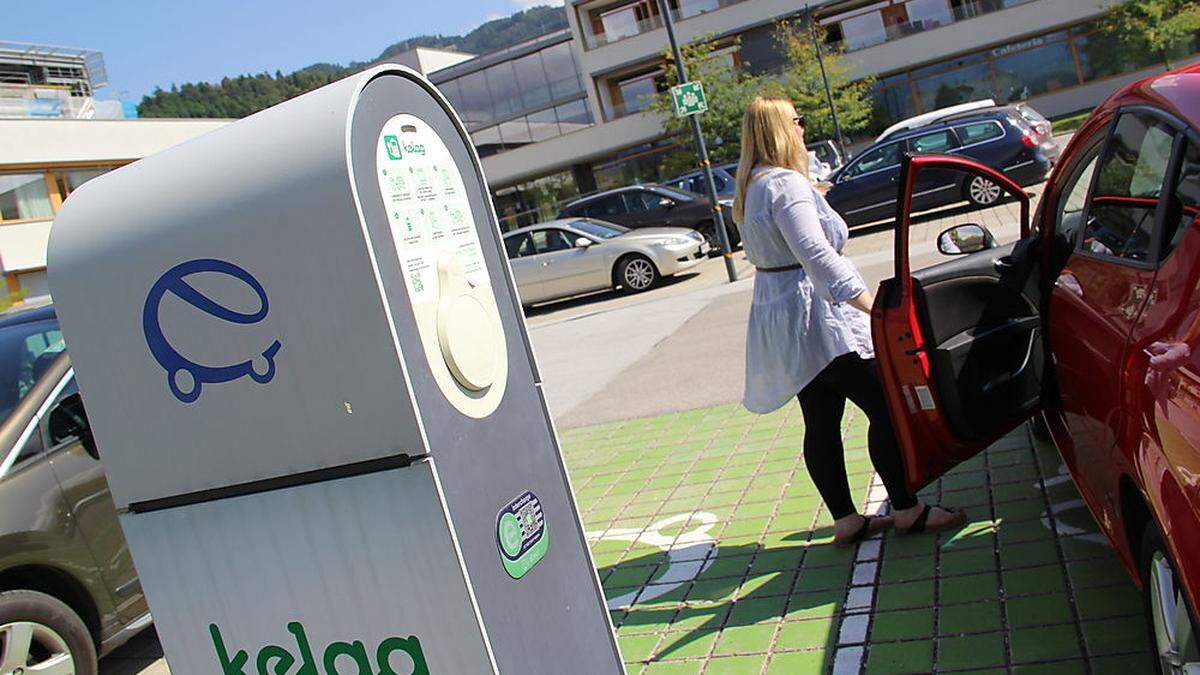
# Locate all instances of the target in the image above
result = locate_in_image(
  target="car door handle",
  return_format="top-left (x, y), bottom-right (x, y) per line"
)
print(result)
top-left (993, 256), bottom-right (1015, 272)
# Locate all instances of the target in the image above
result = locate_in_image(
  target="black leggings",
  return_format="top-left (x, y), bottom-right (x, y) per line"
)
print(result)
top-left (796, 352), bottom-right (918, 519)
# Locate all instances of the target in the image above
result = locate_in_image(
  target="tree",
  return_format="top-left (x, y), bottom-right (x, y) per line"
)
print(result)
top-left (1098, 0), bottom-right (1200, 70)
top-left (769, 20), bottom-right (875, 147)
top-left (647, 21), bottom-right (876, 177)
top-left (648, 35), bottom-right (764, 175)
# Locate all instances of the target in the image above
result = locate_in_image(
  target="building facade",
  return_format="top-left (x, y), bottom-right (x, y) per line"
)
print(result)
top-left (465, 0), bottom-right (1200, 231)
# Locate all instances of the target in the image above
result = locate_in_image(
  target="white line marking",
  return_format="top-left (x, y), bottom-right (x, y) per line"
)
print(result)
top-left (586, 512), bottom-right (719, 610)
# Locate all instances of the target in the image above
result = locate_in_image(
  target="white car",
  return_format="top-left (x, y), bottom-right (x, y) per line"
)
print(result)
top-left (875, 99), bottom-right (997, 142)
top-left (503, 219), bottom-right (708, 306)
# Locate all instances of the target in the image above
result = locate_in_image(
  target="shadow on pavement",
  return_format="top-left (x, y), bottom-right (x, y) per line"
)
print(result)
top-left (600, 525), bottom-right (848, 669)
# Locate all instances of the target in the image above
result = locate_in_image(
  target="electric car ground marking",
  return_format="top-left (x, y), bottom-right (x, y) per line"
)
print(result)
top-left (586, 512), bottom-right (718, 610)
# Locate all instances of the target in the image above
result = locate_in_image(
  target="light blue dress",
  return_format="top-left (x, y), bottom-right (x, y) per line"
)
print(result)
top-left (740, 166), bottom-right (874, 414)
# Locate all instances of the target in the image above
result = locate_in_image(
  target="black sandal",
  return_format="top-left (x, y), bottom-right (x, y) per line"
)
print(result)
top-left (834, 515), bottom-right (893, 548)
top-left (901, 504), bottom-right (967, 535)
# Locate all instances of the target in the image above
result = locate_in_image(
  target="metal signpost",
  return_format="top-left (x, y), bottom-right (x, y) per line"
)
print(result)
top-left (659, 0), bottom-right (738, 283)
top-left (48, 65), bottom-right (625, 675)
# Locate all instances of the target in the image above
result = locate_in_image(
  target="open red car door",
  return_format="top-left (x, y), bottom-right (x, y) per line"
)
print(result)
top-left (873, 154), bottom-right (1042, 492)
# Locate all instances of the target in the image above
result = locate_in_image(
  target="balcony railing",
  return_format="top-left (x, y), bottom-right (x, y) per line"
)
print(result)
top-left (828, 0), bottom-right (1039, 54)
top-left (584, 0), bottom-right (750, 50)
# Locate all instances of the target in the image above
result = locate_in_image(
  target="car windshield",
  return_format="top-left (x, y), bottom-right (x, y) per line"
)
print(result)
top-left (0, 317), bottom-right (65, 423)
top-left (573, 220), bottom-right (628, 239)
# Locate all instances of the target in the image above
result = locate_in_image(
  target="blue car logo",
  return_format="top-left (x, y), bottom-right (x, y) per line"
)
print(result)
top-left (143, 259), bottom-right (281, 404)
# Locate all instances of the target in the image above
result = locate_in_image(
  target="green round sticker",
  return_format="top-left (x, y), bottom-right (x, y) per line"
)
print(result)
top-left (498, 512), bottom-right (523, 557)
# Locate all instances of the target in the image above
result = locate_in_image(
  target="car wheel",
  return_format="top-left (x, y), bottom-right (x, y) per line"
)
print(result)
top-left (1141, 526), bottom-right (1200, 674)
top-left (965, 175), bottom-right (1003, 206)
top-left (616, 255), bottom-right (658, 293)
top-left (0, 590), bottom-right (97, 675)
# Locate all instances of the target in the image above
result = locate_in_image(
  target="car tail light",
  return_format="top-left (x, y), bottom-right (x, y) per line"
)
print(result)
top-left (1021, 133), bottom-right (1038, 148)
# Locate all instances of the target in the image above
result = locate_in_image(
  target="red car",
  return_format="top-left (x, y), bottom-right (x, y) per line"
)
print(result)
top-left (873, 62), bottom-right (1200, 674)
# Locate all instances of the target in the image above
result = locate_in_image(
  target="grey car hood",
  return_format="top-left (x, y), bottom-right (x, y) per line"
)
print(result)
top-left (615, 227), bottom-right (699, 241)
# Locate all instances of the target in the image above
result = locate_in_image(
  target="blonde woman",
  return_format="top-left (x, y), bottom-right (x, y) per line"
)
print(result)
top-left (733, 97), bottom-right (966, 547)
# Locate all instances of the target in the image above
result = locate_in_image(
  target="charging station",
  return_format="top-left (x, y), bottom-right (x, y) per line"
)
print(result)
top-left (48, 65), bottom-right (625, 675)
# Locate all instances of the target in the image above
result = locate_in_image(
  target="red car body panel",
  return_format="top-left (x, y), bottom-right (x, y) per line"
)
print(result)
top-left (880, 62), bottom-right (1200, 615)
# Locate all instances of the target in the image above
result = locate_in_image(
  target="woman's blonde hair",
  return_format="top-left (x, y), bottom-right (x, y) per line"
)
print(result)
top-left (732, 97), bottom-right (809, 224)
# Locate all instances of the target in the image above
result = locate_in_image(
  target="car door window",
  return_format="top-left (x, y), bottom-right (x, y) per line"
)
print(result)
top-left (844, 142), bottom-right (901, 178)
top-left (531, 229), bottom-right (575, 254)
top-left (1162, 140), bottom-right (1200, 259)
top-left (504, 233), bottom-right (533, 259)
top-left (583, 195), bottom-right (625, 219)
top-left (47, 382), bottom-right (89, 450)
top-left (908, 129), bottom-right (959, 154)
top-left (1082, 113), bottom-right (1175, 262)
top-left (626, 191), bottom-right (668, 212)
top-left (957, 121), bottom-right (1004, 145)
top-left (1051, 141), bottom-right (1103, 246)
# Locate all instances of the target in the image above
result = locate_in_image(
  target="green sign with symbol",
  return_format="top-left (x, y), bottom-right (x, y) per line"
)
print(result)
top-left (496, 490), bottom-right (549, 579)
top-left (384, 134), bottom-right (403, 160)
top-left (671, 81), bottom-right (707, 117)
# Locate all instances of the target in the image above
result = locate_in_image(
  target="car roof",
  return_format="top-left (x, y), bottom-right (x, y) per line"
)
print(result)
top-left (0, 301), bottom-right (56, 328)
top-left (877, 109), bottom-right (1011, 144)
top-left (504, 218), bottom-right (602, 236)
top-left (564, 183), bottom-right (696, 208)
top-left (664, 164), bottom-right (738, 181)
top-left (1094, 61), bottom-right (1200, 132)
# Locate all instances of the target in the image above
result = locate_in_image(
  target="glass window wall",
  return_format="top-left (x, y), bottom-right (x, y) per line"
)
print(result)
top-left (0, 174), bottom-right (53, 222)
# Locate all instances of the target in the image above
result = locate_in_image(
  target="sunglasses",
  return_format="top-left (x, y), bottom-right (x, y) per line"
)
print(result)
top-left (792, 114), bottom-right (806, 128)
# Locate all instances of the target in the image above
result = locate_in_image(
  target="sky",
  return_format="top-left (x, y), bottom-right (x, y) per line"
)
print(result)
top-left (5, 0), bottom-right (557, 102)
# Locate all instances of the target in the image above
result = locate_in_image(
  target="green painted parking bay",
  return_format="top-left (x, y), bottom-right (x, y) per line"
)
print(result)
top-left (560, 403), bottom-right (1155, 673)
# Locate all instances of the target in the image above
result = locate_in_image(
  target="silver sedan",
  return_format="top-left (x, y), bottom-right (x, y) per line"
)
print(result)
top-left (503, 219), bottom-right (709, 306)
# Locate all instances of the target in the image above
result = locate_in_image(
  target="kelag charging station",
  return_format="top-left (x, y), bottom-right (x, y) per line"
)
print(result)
top-left (48, 65), bottom-right (625, 674)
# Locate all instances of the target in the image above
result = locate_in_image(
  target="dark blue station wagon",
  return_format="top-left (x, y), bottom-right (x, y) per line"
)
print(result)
top-left (826, 108), bottom-right (1058, 226)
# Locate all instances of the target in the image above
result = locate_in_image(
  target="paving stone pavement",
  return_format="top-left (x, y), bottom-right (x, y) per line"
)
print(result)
top-left (559, 402), bottom-right (1156, 674)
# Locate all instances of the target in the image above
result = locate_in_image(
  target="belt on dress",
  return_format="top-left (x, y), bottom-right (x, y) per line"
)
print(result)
top-left (754, 263), bottom-right (804, 273)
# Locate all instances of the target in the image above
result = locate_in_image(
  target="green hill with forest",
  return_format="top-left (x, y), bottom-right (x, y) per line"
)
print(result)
top-left (137, 5), bottom-right (566, 118)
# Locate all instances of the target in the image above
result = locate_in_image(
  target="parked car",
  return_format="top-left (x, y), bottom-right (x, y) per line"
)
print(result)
top-left (558, 184), bottom-right (739, 251)
top-left (826, 106), bottom-right (1058, 226)
top-left (666, 155), bottom-right (833, 200)
top-left (0, 303), bottom-right (148, 675)
top-left (663, 164), bottom-right (737, 199)
top-left (809, 139), bottom-right (846, 173)
top-left (875, 98), bottom-right (997, 142)
top-left (503, 219), bottom-right (707, 305)
top-left (873, 62), bottom-right (1200, 673)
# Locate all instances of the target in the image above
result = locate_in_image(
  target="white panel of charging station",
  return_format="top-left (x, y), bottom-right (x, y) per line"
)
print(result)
top-left (49, 65), bottom-right (624, 674)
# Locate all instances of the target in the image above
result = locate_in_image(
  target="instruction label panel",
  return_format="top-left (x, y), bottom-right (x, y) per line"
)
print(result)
top-left (376, 114), bottom-right (490, 305)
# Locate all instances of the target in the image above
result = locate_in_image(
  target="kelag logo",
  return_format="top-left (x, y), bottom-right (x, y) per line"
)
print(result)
top-left (209, 622), bottom-right (430, 675)
top-left (142, 258), bottom-right (281, 403)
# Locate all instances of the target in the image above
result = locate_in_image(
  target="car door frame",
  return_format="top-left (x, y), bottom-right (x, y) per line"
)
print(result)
top-left (873, 152), bottom-right (1033, 491)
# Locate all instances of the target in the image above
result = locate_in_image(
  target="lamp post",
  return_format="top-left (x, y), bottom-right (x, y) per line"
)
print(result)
top-left (805, 4), bottom-right (847, 157)
top-left (658, 0), bottom-right (738, 283)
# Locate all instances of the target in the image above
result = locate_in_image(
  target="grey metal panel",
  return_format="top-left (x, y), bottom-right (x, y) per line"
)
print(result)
top-left (349, 72), bottom-right (624, 674)
top-left (118, 461), bottom-right (496, 675)
top-left (47, 69), bottom-right (427, 509)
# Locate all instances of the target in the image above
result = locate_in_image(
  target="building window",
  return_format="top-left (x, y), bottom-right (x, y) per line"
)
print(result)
top-left (59, 167), bottom-right (112, 195)
top-left (609, 69), bottom-right (665, 118)
top-left (591, 0), bottom-right (662, 46)
top-left (0, 173), bottom-right (53, 222)
top-left (435, 40), bottom-right (584, 134)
